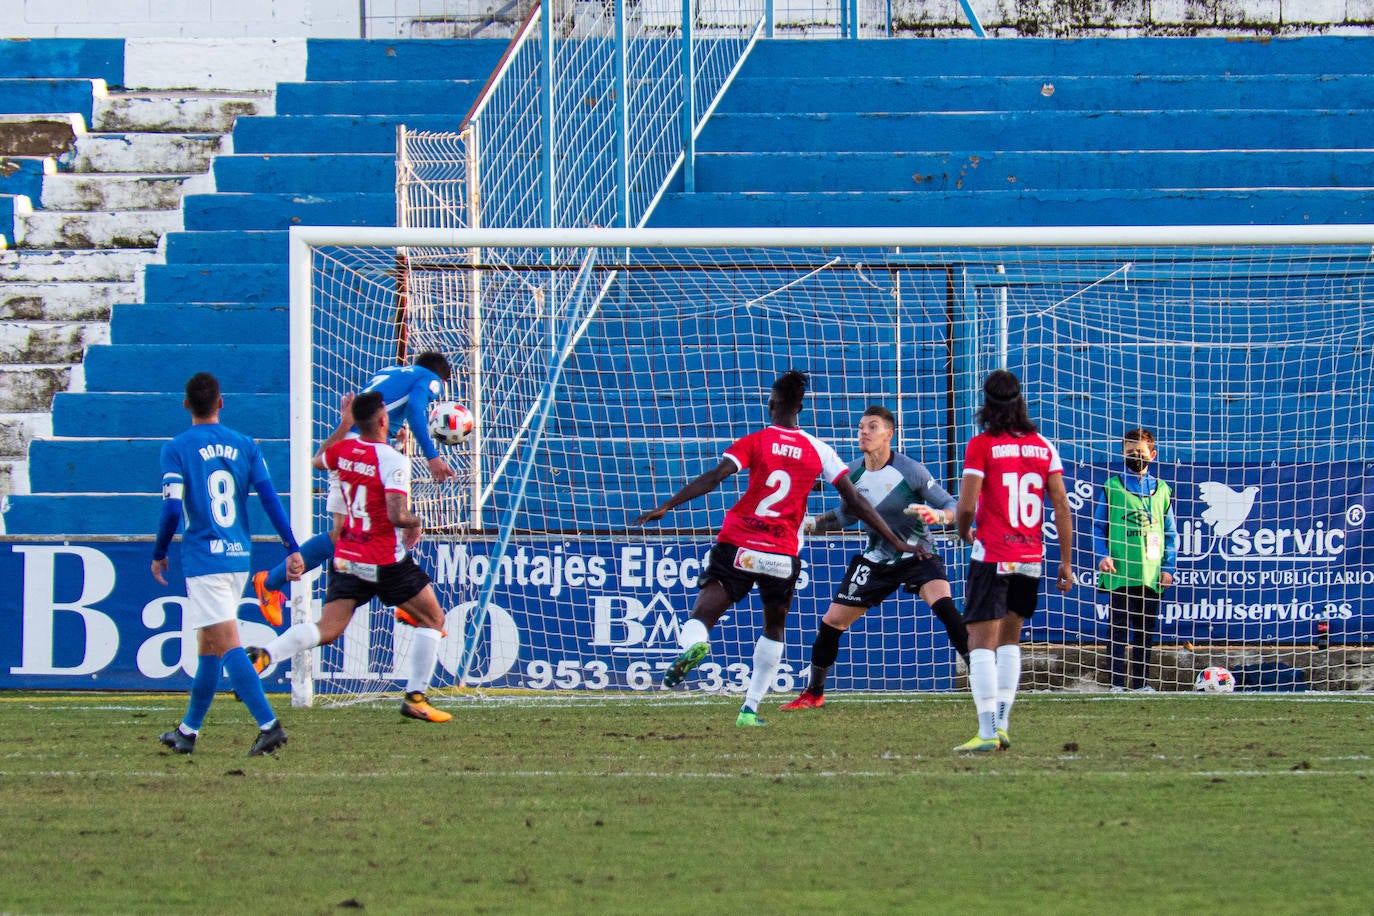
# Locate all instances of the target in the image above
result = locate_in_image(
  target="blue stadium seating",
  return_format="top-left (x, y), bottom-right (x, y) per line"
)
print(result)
top-left (212, 154), bottom-right (394, 194)
top-left (7, 35), bottom-right (1374, 535)
top-left (0, 38), bottom-right (123, 84)
top-left (0, 194), bottom-right (27, 245)
top-left (0, 156), bottom-right (46, 201)
top-left (274, 80), bottom-right (487, 116)
top-left (650, 36), bottom-right (1374, 228)
top-left (50, 392), bottom-right (287, 439)
top-left (0, 77), bottom-right (101, 122)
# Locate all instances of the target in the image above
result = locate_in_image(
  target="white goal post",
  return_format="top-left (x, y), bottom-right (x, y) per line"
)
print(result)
top-left (286, 224), bottom-right (1374, 706)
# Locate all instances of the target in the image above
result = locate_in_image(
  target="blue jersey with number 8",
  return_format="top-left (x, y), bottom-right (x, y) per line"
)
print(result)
top-left (159, 423), bottom-right (275, 577)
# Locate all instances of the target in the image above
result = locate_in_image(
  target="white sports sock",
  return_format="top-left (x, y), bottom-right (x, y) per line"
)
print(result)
top-left (744, 636), bottom-right (784, 710)
top-left (405, 627), bottom-right (443, 695)
top-left (266, 622), bottom-right (321, 662)
top-left (968, 648), bottom-right (998, 739)
top-left (679, 617), bottom-right (710, 650)
top-left (996, 644), bottom-right (1022, 732)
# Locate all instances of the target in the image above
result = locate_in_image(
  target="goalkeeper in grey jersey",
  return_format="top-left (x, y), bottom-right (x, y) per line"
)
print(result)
top-left (781, 405), bottom-right (969, 710)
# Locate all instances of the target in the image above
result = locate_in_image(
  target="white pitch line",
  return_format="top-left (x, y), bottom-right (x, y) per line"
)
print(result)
top-left (3, 767), bottom-right (1372, 780)
top-left (10, 692), bottom-right (1374, 714)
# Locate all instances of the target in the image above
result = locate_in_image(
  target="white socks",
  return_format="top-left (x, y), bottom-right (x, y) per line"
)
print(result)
top-left (679, 617), bottom-right (710, 650)
top-left (405, 627), bottom-right (443, 695)
top-left (996, 644), bottom-right (1022, 733)
top-left (968, 648), bottom-right (999, 739)
top-left (266, 621), bottom-right (322, 662)
top-left (744, 636), bottom-right (784, 711)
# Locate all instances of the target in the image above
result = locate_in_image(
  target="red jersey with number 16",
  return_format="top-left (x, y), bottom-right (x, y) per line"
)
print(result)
top-left (962, 430), bottom-right (1063, 563)
top-left (323, 436), bottom-right (412, 565)
top-left (718, 425), bottom-right (849, 556)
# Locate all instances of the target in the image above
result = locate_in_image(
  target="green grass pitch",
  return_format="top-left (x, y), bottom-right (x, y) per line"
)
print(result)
top-left (1, 691), bottom-right (1371, 914)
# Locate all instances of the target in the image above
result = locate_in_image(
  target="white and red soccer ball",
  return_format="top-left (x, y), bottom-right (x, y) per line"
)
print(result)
top-left (428, 400), bottom-right (474, 446)
top-left (1194, 665), bottom-right (1236, 693)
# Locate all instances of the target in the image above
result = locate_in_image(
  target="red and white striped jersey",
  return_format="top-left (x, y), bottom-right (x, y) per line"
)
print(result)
top-left (962, 430), bottom-right (1063, 563)
top-left (324, 436), bottom-right (412, 565)
top-left (718, 425), bottom-right (849, 556)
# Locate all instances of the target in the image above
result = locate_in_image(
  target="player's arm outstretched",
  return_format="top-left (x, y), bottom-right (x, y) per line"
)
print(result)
top-left (905, 475), bottom-right (957, 527)
top-left (311, 392), bottom-right (357, 471)
top-left (633, 460), bottom-right (737, 525)
top-left (806, 508), bottom-right (850, 534)
top-left (832, 475), bottom-right (931, 559)
top-left (407, 382), bottom-right (457, 484)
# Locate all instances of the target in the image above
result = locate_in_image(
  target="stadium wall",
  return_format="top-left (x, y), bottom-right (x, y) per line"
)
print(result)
top-left (1, 0), bottom-right (1373, 39)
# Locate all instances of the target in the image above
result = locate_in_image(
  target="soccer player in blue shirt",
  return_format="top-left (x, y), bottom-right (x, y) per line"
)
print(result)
top-left (250, 352), bottom-right (455, 625)
top-left (153, 372), bottom-right (305, 756)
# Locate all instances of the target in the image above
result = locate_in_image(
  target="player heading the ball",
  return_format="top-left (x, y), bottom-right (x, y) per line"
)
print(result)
top-left (252, 351), bottom-right (459, 627)
top-left (247, 390), bottom-right (453, 723)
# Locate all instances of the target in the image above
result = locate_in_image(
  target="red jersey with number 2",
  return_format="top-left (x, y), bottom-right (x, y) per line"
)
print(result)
top-left (962, 430), bottom-right (1063, 563)
top-left (324, 436), bottom-right (412, 565)
top-left (718, 425), bottom-right (849, 556)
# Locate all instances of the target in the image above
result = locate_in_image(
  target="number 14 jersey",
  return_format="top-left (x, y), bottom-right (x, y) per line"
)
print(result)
top-left (323, 436), bottom-right (412, 565)
top-left (962, 430), bottom-right (1063, 563)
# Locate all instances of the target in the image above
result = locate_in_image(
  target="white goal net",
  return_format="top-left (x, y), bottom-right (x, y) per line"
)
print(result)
top-left (287, 225), bottom-right (1374, 705)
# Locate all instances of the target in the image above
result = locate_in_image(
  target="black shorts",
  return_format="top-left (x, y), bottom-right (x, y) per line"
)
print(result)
top-left (324, 554), bottom-right (432, 609)
top-left (963, 559), bottom-right (1040, 624)
top-left (833, 552), bottom-right (949, 608)
top-left (698, 542), bottom-right (801, 607)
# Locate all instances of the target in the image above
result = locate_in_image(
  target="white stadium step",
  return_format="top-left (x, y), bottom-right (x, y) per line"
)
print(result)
top-left (0, 249), bottom-right (155, 284)
top-left (40, 172), bottom-right (214, 211)
top-left (0, 366), bottom-right (73, 412)
top-left (0, 459), bottom-right (29, 497)
top-left (94, 91), bottom-right (273, 134)
top-left (2, 86), bottom-right (267, 504)
top-left (66, 132), bottom-right (229, 174)
top-left (0, 321), bottom-right (109, 364)
top-left (0, 281), bottom-right (138, 320)
top-left (16, 209), bottom-right (183, 249)
top-left (0, 412), bottom-right (50, 460)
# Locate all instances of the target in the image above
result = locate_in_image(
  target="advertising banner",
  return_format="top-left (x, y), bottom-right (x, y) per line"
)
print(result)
top-left (1, 459), bottom-right (1368, 692)
top-left (1054, 461), bottom-right (1374, 647)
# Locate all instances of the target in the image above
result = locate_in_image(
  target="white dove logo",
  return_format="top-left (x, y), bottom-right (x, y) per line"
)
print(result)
top-left (1197, 482), bottom-right (1260, 537)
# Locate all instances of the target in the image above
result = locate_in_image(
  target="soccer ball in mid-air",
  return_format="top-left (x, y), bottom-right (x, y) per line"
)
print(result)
top-left (428, 401), bottom-right (474, 446)
top-left (1194, 666), bottom-right (1236, 693)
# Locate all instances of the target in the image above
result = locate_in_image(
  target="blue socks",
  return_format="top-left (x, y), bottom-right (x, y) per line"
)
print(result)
top-left (182, 653), bottom-right (221, 732)
top-left (223, 646), bottom-right (277, 729)
top-left (265, 531), bottom-right (335, 591)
